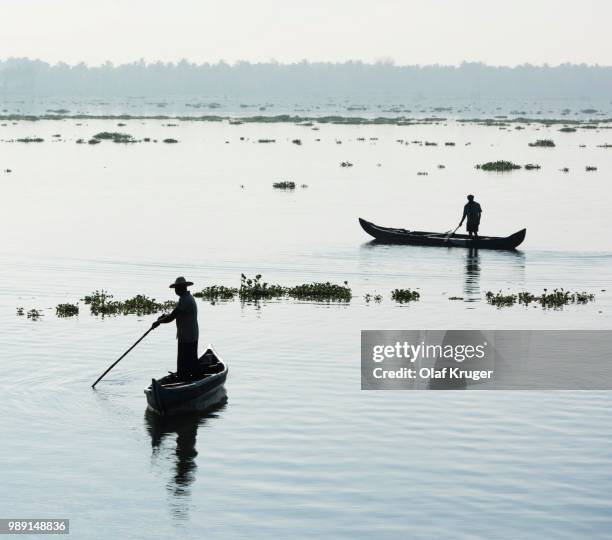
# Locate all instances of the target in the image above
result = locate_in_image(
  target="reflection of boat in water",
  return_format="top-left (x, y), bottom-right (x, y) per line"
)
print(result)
top-left (144, 345), bottom-right (228, 416)
top-left (359, 218), bottom-right (526, 250)
top-left (145, 390), bottom-right (227, 519)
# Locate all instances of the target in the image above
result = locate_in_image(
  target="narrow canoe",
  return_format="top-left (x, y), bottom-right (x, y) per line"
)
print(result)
top-left (144, 345), bottom-right (228, 416)
top-left (359, 218), bottom-right (526, 250)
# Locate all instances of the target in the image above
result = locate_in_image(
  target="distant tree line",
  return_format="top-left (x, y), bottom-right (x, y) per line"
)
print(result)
top-left (1, 58), bottom-right (611, 99)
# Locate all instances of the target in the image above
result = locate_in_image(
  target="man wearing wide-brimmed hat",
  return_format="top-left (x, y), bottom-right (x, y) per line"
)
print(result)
top-left (152, 277), bottom-right (200, 379)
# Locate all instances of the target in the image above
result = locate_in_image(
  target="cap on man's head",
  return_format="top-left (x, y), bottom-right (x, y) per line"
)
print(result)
top-left (170, 276), bottom-right (194, 289)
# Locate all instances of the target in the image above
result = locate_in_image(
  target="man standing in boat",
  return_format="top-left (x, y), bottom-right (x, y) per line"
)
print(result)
top-left (152, 277), bottom-right (200, 380)
top-left (458, 194), bottom-right (482, 239)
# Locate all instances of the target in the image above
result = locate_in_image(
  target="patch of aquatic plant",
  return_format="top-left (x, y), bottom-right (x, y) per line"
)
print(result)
top-left (291, 139), bottom-right (302, 145)
top-left (417, 171), bottom-right (428, 176)
top-left (92, 132), bottom-right (135, 143)
top-left (340, 161), bottom-right (353, 167)
top-left (559, 127), bottom-right (576, 132)
top-left (27, 309), bottom-right (42, 320)
top-left (163, 138), bottom-right (178, 143)
top-left (82, 290), bottom-right (121, 315)
top-left (82, 290), bottom-right (176, 316)
top-left (445, 142), bottom-right (455, 146)
top-left (239, 274), bottom-right (285, 301)
top-left (193, 286), bottom-right (238, 303)
top-left (597, 143), bottom-right (612, 148)
top-left (524, 163), bottom-right (541, 170)
top-left (16, 137), bottom-right (44, 143)
top-left (16, 307), bottom-right (24, 316)
top-left (257, 138), bottom-right (276, 143)
top-left (364, 293), bottom-right (383, 303)
top-left (272, 181), bottom-right (296, 189)
top-left (88, 138), bottom-right (101, 145)
top-left (586, 166), bottom-right (597, 171)
top-left (56, 303), bottom-right (79, 317)
top-left (486, 289), bottom-right (595, 309)
top-left (391, 289), bottom-right (420, 303)
top-left (485, 291), bottom-right (517, 307)
top-left (448, 296), bottom-right (464, 301)
top-left (287, 281), bottom-right (352, 302)
top-left (476, 161), bottom-right (521, 172)
top-left (529, 139), bottom-right (555, 147)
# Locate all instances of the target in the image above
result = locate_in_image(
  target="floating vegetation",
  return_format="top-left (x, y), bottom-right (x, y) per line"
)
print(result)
top-left (257, 138), bottom-right (276, 143)
top-left (56, 303), bottom-right (79, 317)
top-left (528, 139), bottom-right (555, 147)
top-left (445, 142), bottom-right (455, 146)
top-left (340, 161), bottom-right (353, 167)
top-left (437, 164), bottom-right (446, 169)
top-left (476, 161), bottom-right (521, 172)
top-left (364, 293), bottom-right (383, 303)
top-left (16, 137), bottom-right (44, 143)
top-left (486, 289), bottom-right (595, 309)
top-left (16, 307), bottom-right (24, 316)
top-left (93, 131), bottom-right (135, 143)
top-left (163, 138), bottom-right (178, 143)
top-left (425, 141), bottom-right (437, 146)
top-left (559, 127), bottom-right (576, 132)
top-left (88, 138), bottom-right (101, 145)
top-left (417, 171), bottom-right (429, 176)
top-left (239, 274), bottom-right (285, 301)
top-left (82, 290), bottom-right (174, 316)
top-left (560, 167), bottom-right (569, 173)
top-left (597, 143), bottom-right (612, 148)
top-left (448, 296), bottom-right (464, 301)
top-left (524, 163), bottom-right (541, 170)
top-left (287, 281), bottom-right (351, 302)
top-left (291, 139), bottom-right (302, 145)
top-left (193, 286), bottom-right (238, 303)
top-left (27, 309), bottom-right (42, 320)
top-left (391, 289), bottom-right (420, 303)
top-left (272, 181), bottom-right (296, 189)
top-left (300, 183), bottom-right (308, 188)
top-left (586, 166), bottom-right (598, 171)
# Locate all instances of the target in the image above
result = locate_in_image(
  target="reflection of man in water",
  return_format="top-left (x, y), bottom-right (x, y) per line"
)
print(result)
top-left (459, 194), bottom-right (482, 239)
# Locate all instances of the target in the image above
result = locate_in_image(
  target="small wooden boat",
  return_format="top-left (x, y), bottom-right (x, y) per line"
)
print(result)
top-left (144, 345), bottom-right (228, 416)
top-left (359, 218), bottom-right (526, 250)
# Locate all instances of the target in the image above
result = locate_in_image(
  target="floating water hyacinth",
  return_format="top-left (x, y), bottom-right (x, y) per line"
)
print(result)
top-left (486, 289), bottom-right (595, 309)
top-left (92, 132), bottom-right (136, 143)
top-left (391, 289), bottom-right (421, 303)
top-left (56, 303), bottom-right (79, 317)
top-left (194, 286), bottom-right (238, 303)
top-left (528, 139), bottom-right (555, 147)
top-left (239, 274), bottom-right (285, 301)
top-left (272, 181), bottom-right (296, 189)
top-left (287, 281), bottom-right (352, 302)
top-left (364, 293), bottom-right (383, 303)
top-left (476, 161), bottom-right (521, 172)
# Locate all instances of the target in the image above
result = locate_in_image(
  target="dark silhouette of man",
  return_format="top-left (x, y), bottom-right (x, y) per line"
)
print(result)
top-left (459, 194), bottom-right (482, 239)
top-left (152, 277), bottom-right (199, 379)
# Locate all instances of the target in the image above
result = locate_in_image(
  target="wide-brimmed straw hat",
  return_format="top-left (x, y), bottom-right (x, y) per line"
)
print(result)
top-left (169, 276), bottom-right (194, 288)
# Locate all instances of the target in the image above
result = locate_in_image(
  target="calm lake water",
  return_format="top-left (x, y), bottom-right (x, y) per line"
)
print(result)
top-left (1, 112), bottom-right (612, 539)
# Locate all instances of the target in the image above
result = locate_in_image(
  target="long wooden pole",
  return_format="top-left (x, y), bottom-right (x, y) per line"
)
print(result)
top-left (91, 327), bottom-right (154, 388)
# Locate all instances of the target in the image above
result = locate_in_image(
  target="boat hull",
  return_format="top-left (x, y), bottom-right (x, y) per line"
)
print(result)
top-left (144, 345), bottom-right (228, 416)
top-left (359, 218), bottom-right (526, 250)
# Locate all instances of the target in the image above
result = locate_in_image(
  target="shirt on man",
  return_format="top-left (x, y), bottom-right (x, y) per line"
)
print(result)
top-left (175, 291), bottom-right (199, 343)
top-left (463, 201), bottom-right (482, 224)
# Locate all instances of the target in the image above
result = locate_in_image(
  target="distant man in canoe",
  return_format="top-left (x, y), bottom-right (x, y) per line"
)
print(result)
top-left (152, 276), bottom-right (200, 379)
top-left (459, 194), bottom-right (482, 239)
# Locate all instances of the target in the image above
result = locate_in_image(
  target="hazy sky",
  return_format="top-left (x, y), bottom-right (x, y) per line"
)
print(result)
top-left (1, 0), bottom-right (610, 66)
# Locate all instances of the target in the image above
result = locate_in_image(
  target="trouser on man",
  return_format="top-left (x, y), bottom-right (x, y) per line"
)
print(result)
top-left (177, 341), bottom-right (199, 379)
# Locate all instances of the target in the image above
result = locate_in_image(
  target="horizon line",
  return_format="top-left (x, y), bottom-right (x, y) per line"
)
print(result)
top-left (1, 57), bottom-right (611, 70)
